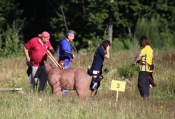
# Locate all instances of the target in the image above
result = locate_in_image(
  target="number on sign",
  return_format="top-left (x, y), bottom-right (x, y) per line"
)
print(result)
top-left (116, 83), bottom-right (120, 88)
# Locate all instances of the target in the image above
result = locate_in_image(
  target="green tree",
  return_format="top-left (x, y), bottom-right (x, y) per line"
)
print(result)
top-left (0, 0), bottom-right (24, 57)
top-left (1, 0), bottom-right (175, 53)
top-left (0, 0), bottom-right (23, 29)
top-left (49, 0), bottom-right (122, 51)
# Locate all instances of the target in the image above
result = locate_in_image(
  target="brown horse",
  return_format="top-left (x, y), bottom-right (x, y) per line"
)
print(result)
top-left (44, 61), bottom-right (91, 98)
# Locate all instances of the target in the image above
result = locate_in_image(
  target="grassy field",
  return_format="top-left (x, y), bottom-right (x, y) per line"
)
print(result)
top-left (0, 48), bottom-right (175, 119)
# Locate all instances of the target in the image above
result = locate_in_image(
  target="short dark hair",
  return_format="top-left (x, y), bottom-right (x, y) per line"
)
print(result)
top-left (66, 30), bottom-right (75, 38)
top-left (100, 40), bottom-right (111, 50)
top-left (139, 36), bottom-right (151, 47)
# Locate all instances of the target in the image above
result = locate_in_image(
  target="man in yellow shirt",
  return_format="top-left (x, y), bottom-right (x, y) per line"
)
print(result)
top-left (132, 36), bottom-right (154, 100)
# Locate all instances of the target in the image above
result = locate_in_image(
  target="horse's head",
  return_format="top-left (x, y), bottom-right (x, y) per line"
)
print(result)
top-left (44, 61), bottom-right (53, 73)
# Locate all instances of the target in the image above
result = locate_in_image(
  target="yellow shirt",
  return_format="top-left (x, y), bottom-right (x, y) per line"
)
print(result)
top-left (140, 45), bottom-right (153, 72)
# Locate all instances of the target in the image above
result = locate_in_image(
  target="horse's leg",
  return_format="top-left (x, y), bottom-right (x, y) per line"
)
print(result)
top-left (75, 85), bottom-right (89, 98)
top-left (54, 89), bottom-right (62, 97)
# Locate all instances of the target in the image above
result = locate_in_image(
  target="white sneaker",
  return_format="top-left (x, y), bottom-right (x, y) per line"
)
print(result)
top-left (62, 90), bottom-right (68, 96)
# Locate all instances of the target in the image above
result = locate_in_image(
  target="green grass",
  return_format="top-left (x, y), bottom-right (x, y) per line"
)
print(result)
top-left (0, 49), bottom-right (175, 119)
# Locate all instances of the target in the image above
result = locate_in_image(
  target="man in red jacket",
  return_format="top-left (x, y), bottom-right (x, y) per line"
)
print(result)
top-left (24, 31), bottom-right (54, 93)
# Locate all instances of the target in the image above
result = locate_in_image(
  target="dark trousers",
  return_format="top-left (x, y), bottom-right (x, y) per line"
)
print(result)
top-left (138, 71), bottom-right (150, 97)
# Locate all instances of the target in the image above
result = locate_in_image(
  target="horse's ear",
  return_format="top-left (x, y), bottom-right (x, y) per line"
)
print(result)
top-left (44, 60), bottom-right (52, 73)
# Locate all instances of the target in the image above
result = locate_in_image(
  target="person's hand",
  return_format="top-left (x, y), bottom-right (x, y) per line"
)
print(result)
top-left (131, 62), bottom-right (136, 67)
top-left (50, 50), bottom-right (55, 55)
top-left (106, 45), bottom-right (110, 51)
top-left (26, 61), bottom-right (31, 66)
top-left (72, 53), bottom-right (75, 59)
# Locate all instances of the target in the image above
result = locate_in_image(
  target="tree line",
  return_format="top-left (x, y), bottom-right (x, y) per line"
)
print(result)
top-left (0, 0), bottom-right (175, 57)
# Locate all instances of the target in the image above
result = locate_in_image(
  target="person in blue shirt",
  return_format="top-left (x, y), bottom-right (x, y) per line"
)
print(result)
top-left (58, 30), bottom-right (75, 95)
top-left (90, 40), bottom-right (110, 96)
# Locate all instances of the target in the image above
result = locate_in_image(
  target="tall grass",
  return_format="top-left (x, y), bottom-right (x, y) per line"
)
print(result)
top-left (0, 48), bottom-right (175, 119)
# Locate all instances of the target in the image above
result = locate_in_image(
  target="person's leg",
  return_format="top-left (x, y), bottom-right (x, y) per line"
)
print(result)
top-left (91, 81), bottom-right (101, 96)
top-left (138, 71), bottom-right (149, 99)
top-left (145, 72), bottom-right (150, 98)
top-left (91, 89), bottom-right (98, 96)
top-left (90, 72), bottom-right (101, 96)
top-left (28, 74), bottom-right (33, 92)
top-left (38, 66), bottom-right (48, 93)
top-left (31, 66), bottom-right (39, 92)
top-left (90, 80), bottom-right (97, 96)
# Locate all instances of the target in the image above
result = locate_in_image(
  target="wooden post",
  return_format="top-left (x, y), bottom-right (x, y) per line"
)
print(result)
top-left (0, 88), bottom-right (22, 91)
top-left (116, 91), bottom-right (119, 102)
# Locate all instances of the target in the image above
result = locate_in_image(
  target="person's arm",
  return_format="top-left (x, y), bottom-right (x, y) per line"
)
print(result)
top-left (72, 53), bottom-right (75, 59)
top-left (47, 40), bottom-right (55, 54)
top-left (132, 53), bottom-right (143, 65)
top-left (104, 45), bottom-right (110, 59)
top-left (23, 46), bottom-right (30, 62)
top-left (63, 50), bottom-right (75, 59)
top-left (60, 40), bottom-right (74, 58)
top-left (48, 46), bottom-right (55, 54)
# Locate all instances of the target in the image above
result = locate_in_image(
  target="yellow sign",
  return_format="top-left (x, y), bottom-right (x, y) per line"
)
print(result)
top-left (111, 80), bottom-right (126, 92)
